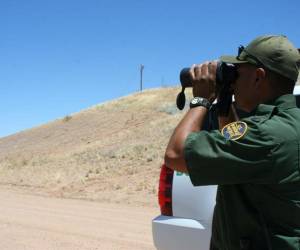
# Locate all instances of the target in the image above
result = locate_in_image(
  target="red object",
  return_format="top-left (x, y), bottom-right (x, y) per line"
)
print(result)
top-left (158, 164), bottom-right (174, 216)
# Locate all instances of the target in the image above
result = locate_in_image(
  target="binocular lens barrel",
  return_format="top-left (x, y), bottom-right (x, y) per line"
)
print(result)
top-left (179, 68), bottom-right (193, 88)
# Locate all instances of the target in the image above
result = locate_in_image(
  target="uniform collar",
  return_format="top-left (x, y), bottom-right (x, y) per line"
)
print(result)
top-left (254, 94), bottom-right (296, 117)
top-left (266, 94), bottom-right (296, 110)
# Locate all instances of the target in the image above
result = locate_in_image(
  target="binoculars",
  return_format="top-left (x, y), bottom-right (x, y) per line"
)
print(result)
top-left (176, 61), bottom-right (238, 116)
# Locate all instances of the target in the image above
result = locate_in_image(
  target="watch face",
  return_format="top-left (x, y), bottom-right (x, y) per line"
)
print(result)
top-left (190, 97), bottom-right (211, 109)
top-left (191, 97), bottom-right (202, 104)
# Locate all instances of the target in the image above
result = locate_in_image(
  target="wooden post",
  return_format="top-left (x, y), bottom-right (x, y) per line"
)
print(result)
top-left (140, 64), bottom-right (144, 91)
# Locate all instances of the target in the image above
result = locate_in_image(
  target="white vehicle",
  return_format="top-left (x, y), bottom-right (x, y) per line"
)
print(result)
top-left (152, 85), bottom-right (300, 250)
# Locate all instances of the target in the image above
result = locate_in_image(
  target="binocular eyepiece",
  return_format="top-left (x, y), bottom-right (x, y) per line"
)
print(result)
top-left (176, 61), bottom-right (238, 116)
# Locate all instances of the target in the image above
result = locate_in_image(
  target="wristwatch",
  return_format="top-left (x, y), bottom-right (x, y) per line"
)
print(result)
top-left (189, 97), bottom-right (211, 109)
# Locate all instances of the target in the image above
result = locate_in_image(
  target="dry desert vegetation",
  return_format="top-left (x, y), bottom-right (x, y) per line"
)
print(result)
top-left (0, 87), bottom-right (191, 207)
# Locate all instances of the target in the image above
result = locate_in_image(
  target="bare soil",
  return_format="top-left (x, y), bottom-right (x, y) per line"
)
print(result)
top-left (0, 186), bottom-right (157, 250)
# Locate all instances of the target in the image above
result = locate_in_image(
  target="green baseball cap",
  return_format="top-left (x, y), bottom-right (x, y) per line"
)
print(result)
top-left (220, 35), bottom-right (300, 82)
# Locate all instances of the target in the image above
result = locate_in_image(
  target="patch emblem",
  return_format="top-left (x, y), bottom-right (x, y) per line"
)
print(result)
top-left (221, 121), bottom-right (248, 141)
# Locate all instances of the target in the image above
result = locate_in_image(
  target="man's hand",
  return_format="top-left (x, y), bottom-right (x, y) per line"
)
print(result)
top-left (189, 61), bottom-right (217, 103)
top-left (164, 61), bottom-right (217, 172)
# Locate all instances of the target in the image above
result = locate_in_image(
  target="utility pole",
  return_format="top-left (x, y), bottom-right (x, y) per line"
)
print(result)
top-left (140, 64), bottom-right (144, 92)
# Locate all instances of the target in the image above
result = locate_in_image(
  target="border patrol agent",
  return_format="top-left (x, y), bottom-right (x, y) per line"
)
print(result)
top-left (164, 35), bottom-right (300, 250)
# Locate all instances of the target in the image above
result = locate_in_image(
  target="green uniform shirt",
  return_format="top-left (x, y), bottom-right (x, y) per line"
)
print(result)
top-left (184, 94), bottom-right (300, 250)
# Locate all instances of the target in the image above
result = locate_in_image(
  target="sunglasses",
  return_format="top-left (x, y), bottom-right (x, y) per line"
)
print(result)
top-left (237, 45), bottom-right (264, 68)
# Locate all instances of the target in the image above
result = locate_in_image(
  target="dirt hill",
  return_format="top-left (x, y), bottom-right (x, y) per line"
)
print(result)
top-left (0, 87), bottom-right (191, 207)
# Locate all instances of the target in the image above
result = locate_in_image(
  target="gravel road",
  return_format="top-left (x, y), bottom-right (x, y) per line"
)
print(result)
top-left (0, 187), bottom-right (157, 250)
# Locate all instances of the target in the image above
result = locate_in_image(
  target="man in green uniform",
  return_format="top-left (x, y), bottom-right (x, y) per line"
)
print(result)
top-left (164, 35), bottom-right (300, 250)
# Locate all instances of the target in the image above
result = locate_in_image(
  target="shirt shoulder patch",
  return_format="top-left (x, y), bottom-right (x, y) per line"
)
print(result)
top-left (221, 121), bottom-right (248, 141)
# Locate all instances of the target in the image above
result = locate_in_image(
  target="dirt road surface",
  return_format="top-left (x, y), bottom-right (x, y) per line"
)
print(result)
top-left (0, 187), bottom-right (157, 250)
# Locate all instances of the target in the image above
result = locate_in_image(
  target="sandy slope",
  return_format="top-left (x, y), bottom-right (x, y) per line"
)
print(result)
top-left (0, 87), bottom-right (189, 207)
top-left (0, 186), bottom-right (157, 250)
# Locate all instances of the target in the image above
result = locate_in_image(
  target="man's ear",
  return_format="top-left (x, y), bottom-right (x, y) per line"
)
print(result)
top-left (254, 68), bottom-right (266, 87)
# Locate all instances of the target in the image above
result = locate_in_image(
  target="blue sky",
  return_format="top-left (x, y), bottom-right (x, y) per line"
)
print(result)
top-left (0, 0), bottom-right (299, 137)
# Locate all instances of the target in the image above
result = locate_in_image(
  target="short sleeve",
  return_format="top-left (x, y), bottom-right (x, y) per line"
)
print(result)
top-left (184, 125), bottom-right (277, 186)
